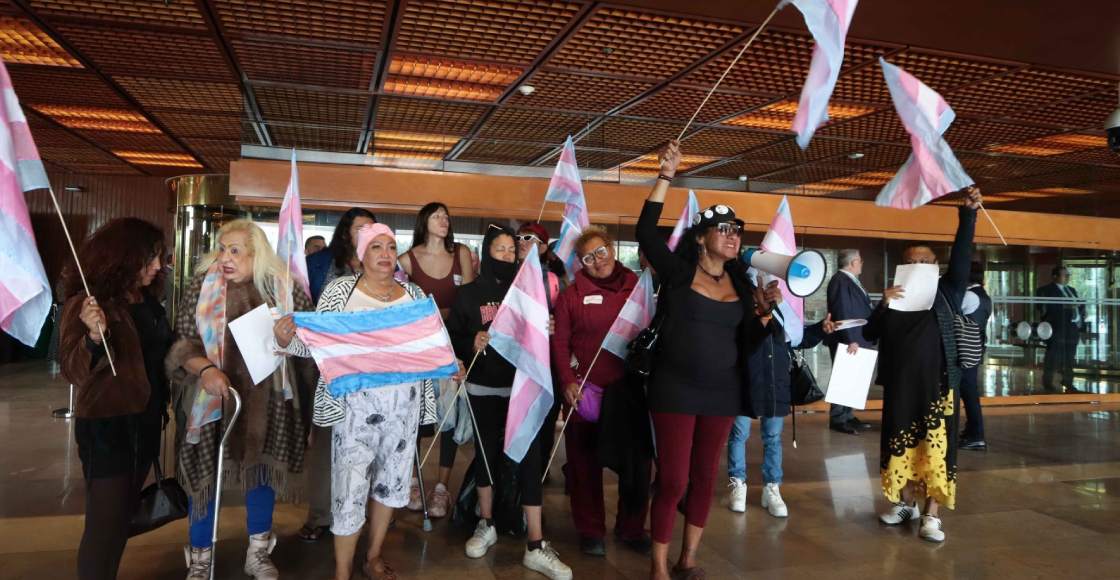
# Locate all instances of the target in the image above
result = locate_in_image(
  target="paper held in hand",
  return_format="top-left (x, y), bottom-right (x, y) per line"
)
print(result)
top-left (888, 263), bottom-right (939, 312)
top-left (229, 303), bottom-right (283, 385)
top-left (825, 344), bottom-right (878, 410)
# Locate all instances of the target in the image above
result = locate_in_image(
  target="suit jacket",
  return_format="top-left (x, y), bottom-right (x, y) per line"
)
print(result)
top-left (825, 270), bottom-right (874, 349)
top-left (1036, 282), bottom-right (1086, 334)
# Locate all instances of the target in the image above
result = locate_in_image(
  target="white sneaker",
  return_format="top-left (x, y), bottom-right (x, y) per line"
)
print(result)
top-left (183, 546), bottom-right (212, 580)
top-left (919, 515), bottom-right (946, 543)
top-left (243, 531), bottom-right (279, 580)
top-left (728, 477), bottom-right (747, 513)
top-left (523, 541), bottom-right (573, 580)
top-left (428, 482), bottom-right (451, 518)
top-left (879, 502), bottom-right (920, 525)
top-left (465, 519), bottom-right (497, 558)
top-left (407, 477), bottom-right (423, 511)
top-left (761, 483), bottom-right (788, 518)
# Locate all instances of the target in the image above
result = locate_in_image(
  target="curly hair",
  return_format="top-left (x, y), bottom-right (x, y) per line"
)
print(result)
top-left (60, 218), bottom-right (167, 304)
top-left (329, 207), bottom-right (377, 271)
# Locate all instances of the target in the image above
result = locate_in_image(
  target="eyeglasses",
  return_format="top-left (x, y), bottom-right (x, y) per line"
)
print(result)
top-left (716, 222), bottom-right (742, 237)
top-left (516, 234), bottom-right (542, 244)
top-left (580, 245), bottom-right (610, 266)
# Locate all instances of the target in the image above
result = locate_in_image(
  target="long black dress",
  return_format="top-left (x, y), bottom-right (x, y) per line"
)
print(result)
top-left (864, 205), bottom-right (976, 509)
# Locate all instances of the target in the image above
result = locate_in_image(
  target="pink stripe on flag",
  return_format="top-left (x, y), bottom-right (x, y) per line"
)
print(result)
top-left (318, 346), bottom-right (457, 382)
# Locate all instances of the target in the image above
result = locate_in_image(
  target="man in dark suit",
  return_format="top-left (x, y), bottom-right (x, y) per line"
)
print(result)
top-left (960, 262), bottom-right (992, 450)
top-left (825, 249), bottom-right (875, 434)
top-left (1036, 266), bottom-right (1087, 392)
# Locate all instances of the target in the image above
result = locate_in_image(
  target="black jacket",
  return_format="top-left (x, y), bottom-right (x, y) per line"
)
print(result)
top-left (446, 226), bottom-right (519, 389)
top-left (743, 319), bottom-right (827, 418)
top-left (825, 271), bottom-right (875, 349)
top-left (1036, 282), bottom-right (1086, 335)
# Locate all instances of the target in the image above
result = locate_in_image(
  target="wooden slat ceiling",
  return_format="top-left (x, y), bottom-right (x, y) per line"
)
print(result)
top-left (0, 0), bottom-right (1117, 216)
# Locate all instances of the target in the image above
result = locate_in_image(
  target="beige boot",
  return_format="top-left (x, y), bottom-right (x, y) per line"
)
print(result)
top-left (183, 545), bottom-right (212, 580)
top-left (243, 531), bottom-right (279, 579)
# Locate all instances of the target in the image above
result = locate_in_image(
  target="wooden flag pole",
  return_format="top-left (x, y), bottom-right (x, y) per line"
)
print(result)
top-left (978, 204), bottom-right (1008, 246)
top-left (536, 198), bottom-right (548, 223)
top-left (676, 1), bottom-right (786, 141)
top-left (46, 186), bottom-right (117, 376)
top-left (541, 346), bottom-right (604, 483)
top-left (420, 349), bottom-right (482, 469)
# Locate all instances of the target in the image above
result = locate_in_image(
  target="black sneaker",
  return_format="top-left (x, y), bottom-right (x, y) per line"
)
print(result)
top-left (618, 534), bottom-right (652, 555)
top-left (847, 418), bottom-right (873, 431)
top-left (960, 439), bottom-right (987, 451)
top-left (579, 536), bottom-right (606, 557)
top-left (830, 422), bottom-right (858, 435)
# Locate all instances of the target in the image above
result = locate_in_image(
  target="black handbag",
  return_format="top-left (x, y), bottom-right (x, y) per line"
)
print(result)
top-left (789, 348), bottom-right (824, 406)
top-left (129, 450), bottom-right (188, 537)
top-left (625, 308), bottom-right (667, 377)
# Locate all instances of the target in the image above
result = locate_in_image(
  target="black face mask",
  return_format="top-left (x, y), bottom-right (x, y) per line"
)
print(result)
top-left (480, 226), bottom-right (517, 285)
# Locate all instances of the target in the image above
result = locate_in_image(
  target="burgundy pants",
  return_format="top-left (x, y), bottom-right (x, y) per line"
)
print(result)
top-left (566, 418), bottom-right (650, 540)
top-left (649, 412), bottom-right (734, 544)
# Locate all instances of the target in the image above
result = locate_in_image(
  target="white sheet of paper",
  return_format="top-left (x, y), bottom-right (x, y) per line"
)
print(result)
top-left (229, 303), bottom-right (282, 386)
top-left (888, 263), bottom-right (939, 312)
top-left (825, 344), bottom-right (878, 410)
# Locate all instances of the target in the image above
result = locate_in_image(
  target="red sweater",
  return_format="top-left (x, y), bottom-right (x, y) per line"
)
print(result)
top-left (551, 265), bottom-right (638, 391)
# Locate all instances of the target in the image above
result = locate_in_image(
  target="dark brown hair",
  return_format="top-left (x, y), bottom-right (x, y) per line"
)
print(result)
top-left (413, 202), bottom-right (456, 253)
top-left (329, 207), bottom-right (377, 270)
top-left (61, 218), bottom-right (167, 304)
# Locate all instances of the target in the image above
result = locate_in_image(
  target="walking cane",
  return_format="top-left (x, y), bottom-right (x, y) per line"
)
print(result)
top-left (210, 387), bottom-right (243, 580)
top-left (414, 390), bottom-right (433, 532)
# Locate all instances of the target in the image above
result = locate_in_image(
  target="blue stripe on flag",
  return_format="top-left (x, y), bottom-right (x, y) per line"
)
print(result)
top-left (327, 361), bottom-right (459, 398)
top-left (293, 296), bottom-right (438, 334)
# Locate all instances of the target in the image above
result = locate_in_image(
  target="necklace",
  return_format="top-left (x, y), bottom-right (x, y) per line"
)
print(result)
top-left (697, 262), bottom-right (726, 283)
top-left (360, 277), bottom-right (397, 302)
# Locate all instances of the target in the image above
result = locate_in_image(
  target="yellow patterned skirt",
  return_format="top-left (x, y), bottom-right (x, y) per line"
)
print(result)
top-left (881, 391), bottom-right (957, 509)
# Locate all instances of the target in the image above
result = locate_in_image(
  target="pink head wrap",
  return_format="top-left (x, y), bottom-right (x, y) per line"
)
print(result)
top-left (355, 223), bottom-right (395, 262)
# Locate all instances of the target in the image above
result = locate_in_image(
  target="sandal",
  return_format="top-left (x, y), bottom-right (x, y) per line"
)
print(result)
top-left (363, 558), bottom-right (398, 580)
top-left (297, 524), bottom-right (329, 543)
top-left (671, 564), bottom-right (707, 580)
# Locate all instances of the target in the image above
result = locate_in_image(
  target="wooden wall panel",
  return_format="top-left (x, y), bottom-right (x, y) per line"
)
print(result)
top-left (25, 167), bottom-right (174, 288)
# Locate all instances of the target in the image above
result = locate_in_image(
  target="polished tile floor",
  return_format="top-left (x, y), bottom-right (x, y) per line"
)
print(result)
top-left (2, 361), bottom-right (1119, 579)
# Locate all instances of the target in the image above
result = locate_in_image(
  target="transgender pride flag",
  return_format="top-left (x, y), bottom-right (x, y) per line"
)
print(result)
top-left (0, 58), bottom-right (51, 347)
top-left (545, 136), bottom-right (589, 281)
top-left (875, 57), bottom-right (974, 209)
top-left (601, 269), bottom-right (656, 359)
top-left (488, 247), bottom-right (553, 462)
top-left (758, 196), bottom-right (804, 346)
top-left (293, 296), bottom-right (458, 398)
top-left (277, 149), bottom-right (309, 298)
top-left (667, 190), bottom-right (699, 252)
top-left (786, 0), bottom-right (859, 149)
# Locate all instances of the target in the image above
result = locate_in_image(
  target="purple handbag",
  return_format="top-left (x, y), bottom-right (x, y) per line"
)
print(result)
top-left (576, 381), bottom-right (605, 422)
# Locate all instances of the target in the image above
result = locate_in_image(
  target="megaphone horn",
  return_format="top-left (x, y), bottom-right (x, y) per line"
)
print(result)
top-left (742, 248), bottom-right (827, 297)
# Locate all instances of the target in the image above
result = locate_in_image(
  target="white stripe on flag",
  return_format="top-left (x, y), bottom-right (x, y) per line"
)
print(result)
top-left (310, 332), bottom-right (450, 358)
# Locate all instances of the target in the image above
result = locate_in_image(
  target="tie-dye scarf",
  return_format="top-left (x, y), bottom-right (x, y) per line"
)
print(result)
top-left (185, 263), bottom-right (227, 444)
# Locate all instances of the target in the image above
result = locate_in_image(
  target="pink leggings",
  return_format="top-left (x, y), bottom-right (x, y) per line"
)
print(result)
top-left (649, 412), bottom-right (735, 544)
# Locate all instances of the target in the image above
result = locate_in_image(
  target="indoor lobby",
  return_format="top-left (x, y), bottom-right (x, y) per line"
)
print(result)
top-left (1, 0), bottom-right (1119, 579)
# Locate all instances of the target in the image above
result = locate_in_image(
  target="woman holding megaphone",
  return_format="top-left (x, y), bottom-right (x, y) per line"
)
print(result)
top-left (636, 139), bottom-right (775, 580)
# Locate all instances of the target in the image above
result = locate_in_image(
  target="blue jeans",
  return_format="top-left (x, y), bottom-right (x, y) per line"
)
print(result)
top-left (727, 416), bottom-right (784, 484)
top-left (189, 484), bottom-right (275, 548)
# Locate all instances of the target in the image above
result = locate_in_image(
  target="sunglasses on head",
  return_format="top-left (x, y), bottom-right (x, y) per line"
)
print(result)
top-left (580, 245), bottom-right (610, 266)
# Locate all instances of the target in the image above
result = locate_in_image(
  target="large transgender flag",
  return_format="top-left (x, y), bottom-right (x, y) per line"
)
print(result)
top-left (667, 190), bottom-right (699, 252)
top-left (758, 196), bottom-right (804, 346)
top-left (292, 296), bottom-right (458, 398)
top-left (601, 269), bottom-right (656, 359)
top-left (545, 136), bottom-right (589, 281)
top-left (875, 57), bottom-right (974, 209)
top-left (277, 149), bottom-right (309, 299)
top-left (0, 58), bottom-right (51, 347)
top-left (786, 0), bottom-right (859, 149)
top-left (487, 247), bottom-right (553, 462)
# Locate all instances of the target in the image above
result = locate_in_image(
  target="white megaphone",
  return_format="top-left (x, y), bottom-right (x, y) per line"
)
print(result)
top-left (742, 247), bottom-right (827, 297)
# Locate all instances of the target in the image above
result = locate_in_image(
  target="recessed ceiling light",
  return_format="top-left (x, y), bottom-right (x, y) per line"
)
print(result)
top-left (738, 175), bottom-right (749, 182)
top-left (847, 152), bottom-right (865, 159)
top-left (517, 84), bottom-right (536, 96)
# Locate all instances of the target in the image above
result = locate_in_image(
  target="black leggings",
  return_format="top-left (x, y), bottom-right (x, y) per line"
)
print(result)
top-left (77, 463), bottom-right (150, 580)
top-left (468, 393), bottom-right (543, 506)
